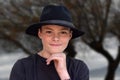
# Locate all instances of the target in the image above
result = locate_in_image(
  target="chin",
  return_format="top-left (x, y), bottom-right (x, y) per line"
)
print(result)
top-left (51, 51), bottom-right (63, 54)
top-left (50, 50), bottom-right (64, 54)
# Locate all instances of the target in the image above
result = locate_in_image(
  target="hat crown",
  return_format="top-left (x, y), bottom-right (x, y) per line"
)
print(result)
top-left (40, 5), bottom-right (72, 22)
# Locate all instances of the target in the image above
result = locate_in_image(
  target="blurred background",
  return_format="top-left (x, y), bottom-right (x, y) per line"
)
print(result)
top-left (0, 0), bottom-right (120, 80)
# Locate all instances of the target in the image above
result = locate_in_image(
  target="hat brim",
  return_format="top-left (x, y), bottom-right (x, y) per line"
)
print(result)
top-left (26, 20), bottom-right (84, 39)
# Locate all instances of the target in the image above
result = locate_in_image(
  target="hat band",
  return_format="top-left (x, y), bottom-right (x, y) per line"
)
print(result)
top-left (40, 20), bottom-right (75, 28)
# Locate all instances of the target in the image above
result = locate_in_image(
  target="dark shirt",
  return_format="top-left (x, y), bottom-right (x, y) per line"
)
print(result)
top-left (9, 54), bottom-right (89, 80)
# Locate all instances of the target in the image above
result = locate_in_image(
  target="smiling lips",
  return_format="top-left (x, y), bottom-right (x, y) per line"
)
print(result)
top-left (50, 44), bottom-right (62, 47)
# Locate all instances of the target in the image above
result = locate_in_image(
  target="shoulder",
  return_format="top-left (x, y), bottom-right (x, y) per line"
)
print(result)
top-left (11, 54), bottom-right (36, 74)
top-left (67, 57), bottom-right (89, 74)
top-left (10, 54), bottom-right (37, 80)
top-left (18, 53), bottom-right (36, 62)
top-left (67, 57), bottom-right (89, 80)
top-left (13, 54), bottom-right (37, 67)
top-left (67, 57), bottom-right (88, 69)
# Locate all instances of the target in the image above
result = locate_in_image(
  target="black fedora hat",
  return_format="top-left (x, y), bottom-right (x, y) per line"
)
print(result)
top-left (26, 4), bottom-right (84, 39)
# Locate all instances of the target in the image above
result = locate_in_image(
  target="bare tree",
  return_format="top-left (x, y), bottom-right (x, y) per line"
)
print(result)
top-left (63, 0), bottom-right (120, 80)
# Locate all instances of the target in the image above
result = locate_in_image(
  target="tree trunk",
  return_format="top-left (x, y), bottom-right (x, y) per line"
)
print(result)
top-left (105, 62), bottom-right (118, 80)
top-left (88, 41), bottom-right (120, 80)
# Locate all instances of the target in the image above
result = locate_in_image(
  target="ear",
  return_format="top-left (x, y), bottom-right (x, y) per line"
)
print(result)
top-left (69, 31), bottom-right (72, 40)
top-left (38, 29), bottom-right (42, 39)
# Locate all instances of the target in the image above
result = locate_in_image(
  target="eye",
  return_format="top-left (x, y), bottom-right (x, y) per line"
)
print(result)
top-left (45, 30), bottom-right (52, 34)
top-left (60, 30), bottom-right (70, 34)
top-left (61, 31), bottom-right (67, 34)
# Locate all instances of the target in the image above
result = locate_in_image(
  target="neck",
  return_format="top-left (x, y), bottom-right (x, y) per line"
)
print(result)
top-left (38, 50), bottom-right (52, 59)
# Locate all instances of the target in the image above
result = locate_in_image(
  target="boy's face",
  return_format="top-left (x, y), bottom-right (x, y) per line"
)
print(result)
top-left (38, 25), bottom-right (72, 54)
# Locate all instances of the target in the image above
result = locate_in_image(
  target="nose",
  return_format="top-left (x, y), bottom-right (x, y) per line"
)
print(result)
top-left (52, 33), bottom-right (60, 41)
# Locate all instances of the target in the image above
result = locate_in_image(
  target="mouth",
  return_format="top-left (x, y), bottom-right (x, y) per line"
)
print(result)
top-left (50, 44), bottom-right (62, 47)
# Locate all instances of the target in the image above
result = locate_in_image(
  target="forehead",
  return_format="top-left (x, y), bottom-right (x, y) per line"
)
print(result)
top-left (41, 25), bottom-right (71, 30)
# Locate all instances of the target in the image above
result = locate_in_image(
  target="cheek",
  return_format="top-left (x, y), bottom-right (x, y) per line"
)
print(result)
top-left (62, 38), bottom-right (70, 47)
top-left (41, 37), bottom-right (50, 44)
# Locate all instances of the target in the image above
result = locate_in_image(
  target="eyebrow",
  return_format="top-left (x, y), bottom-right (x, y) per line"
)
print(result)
top-left (61, 27), bottom-right (71, 30)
